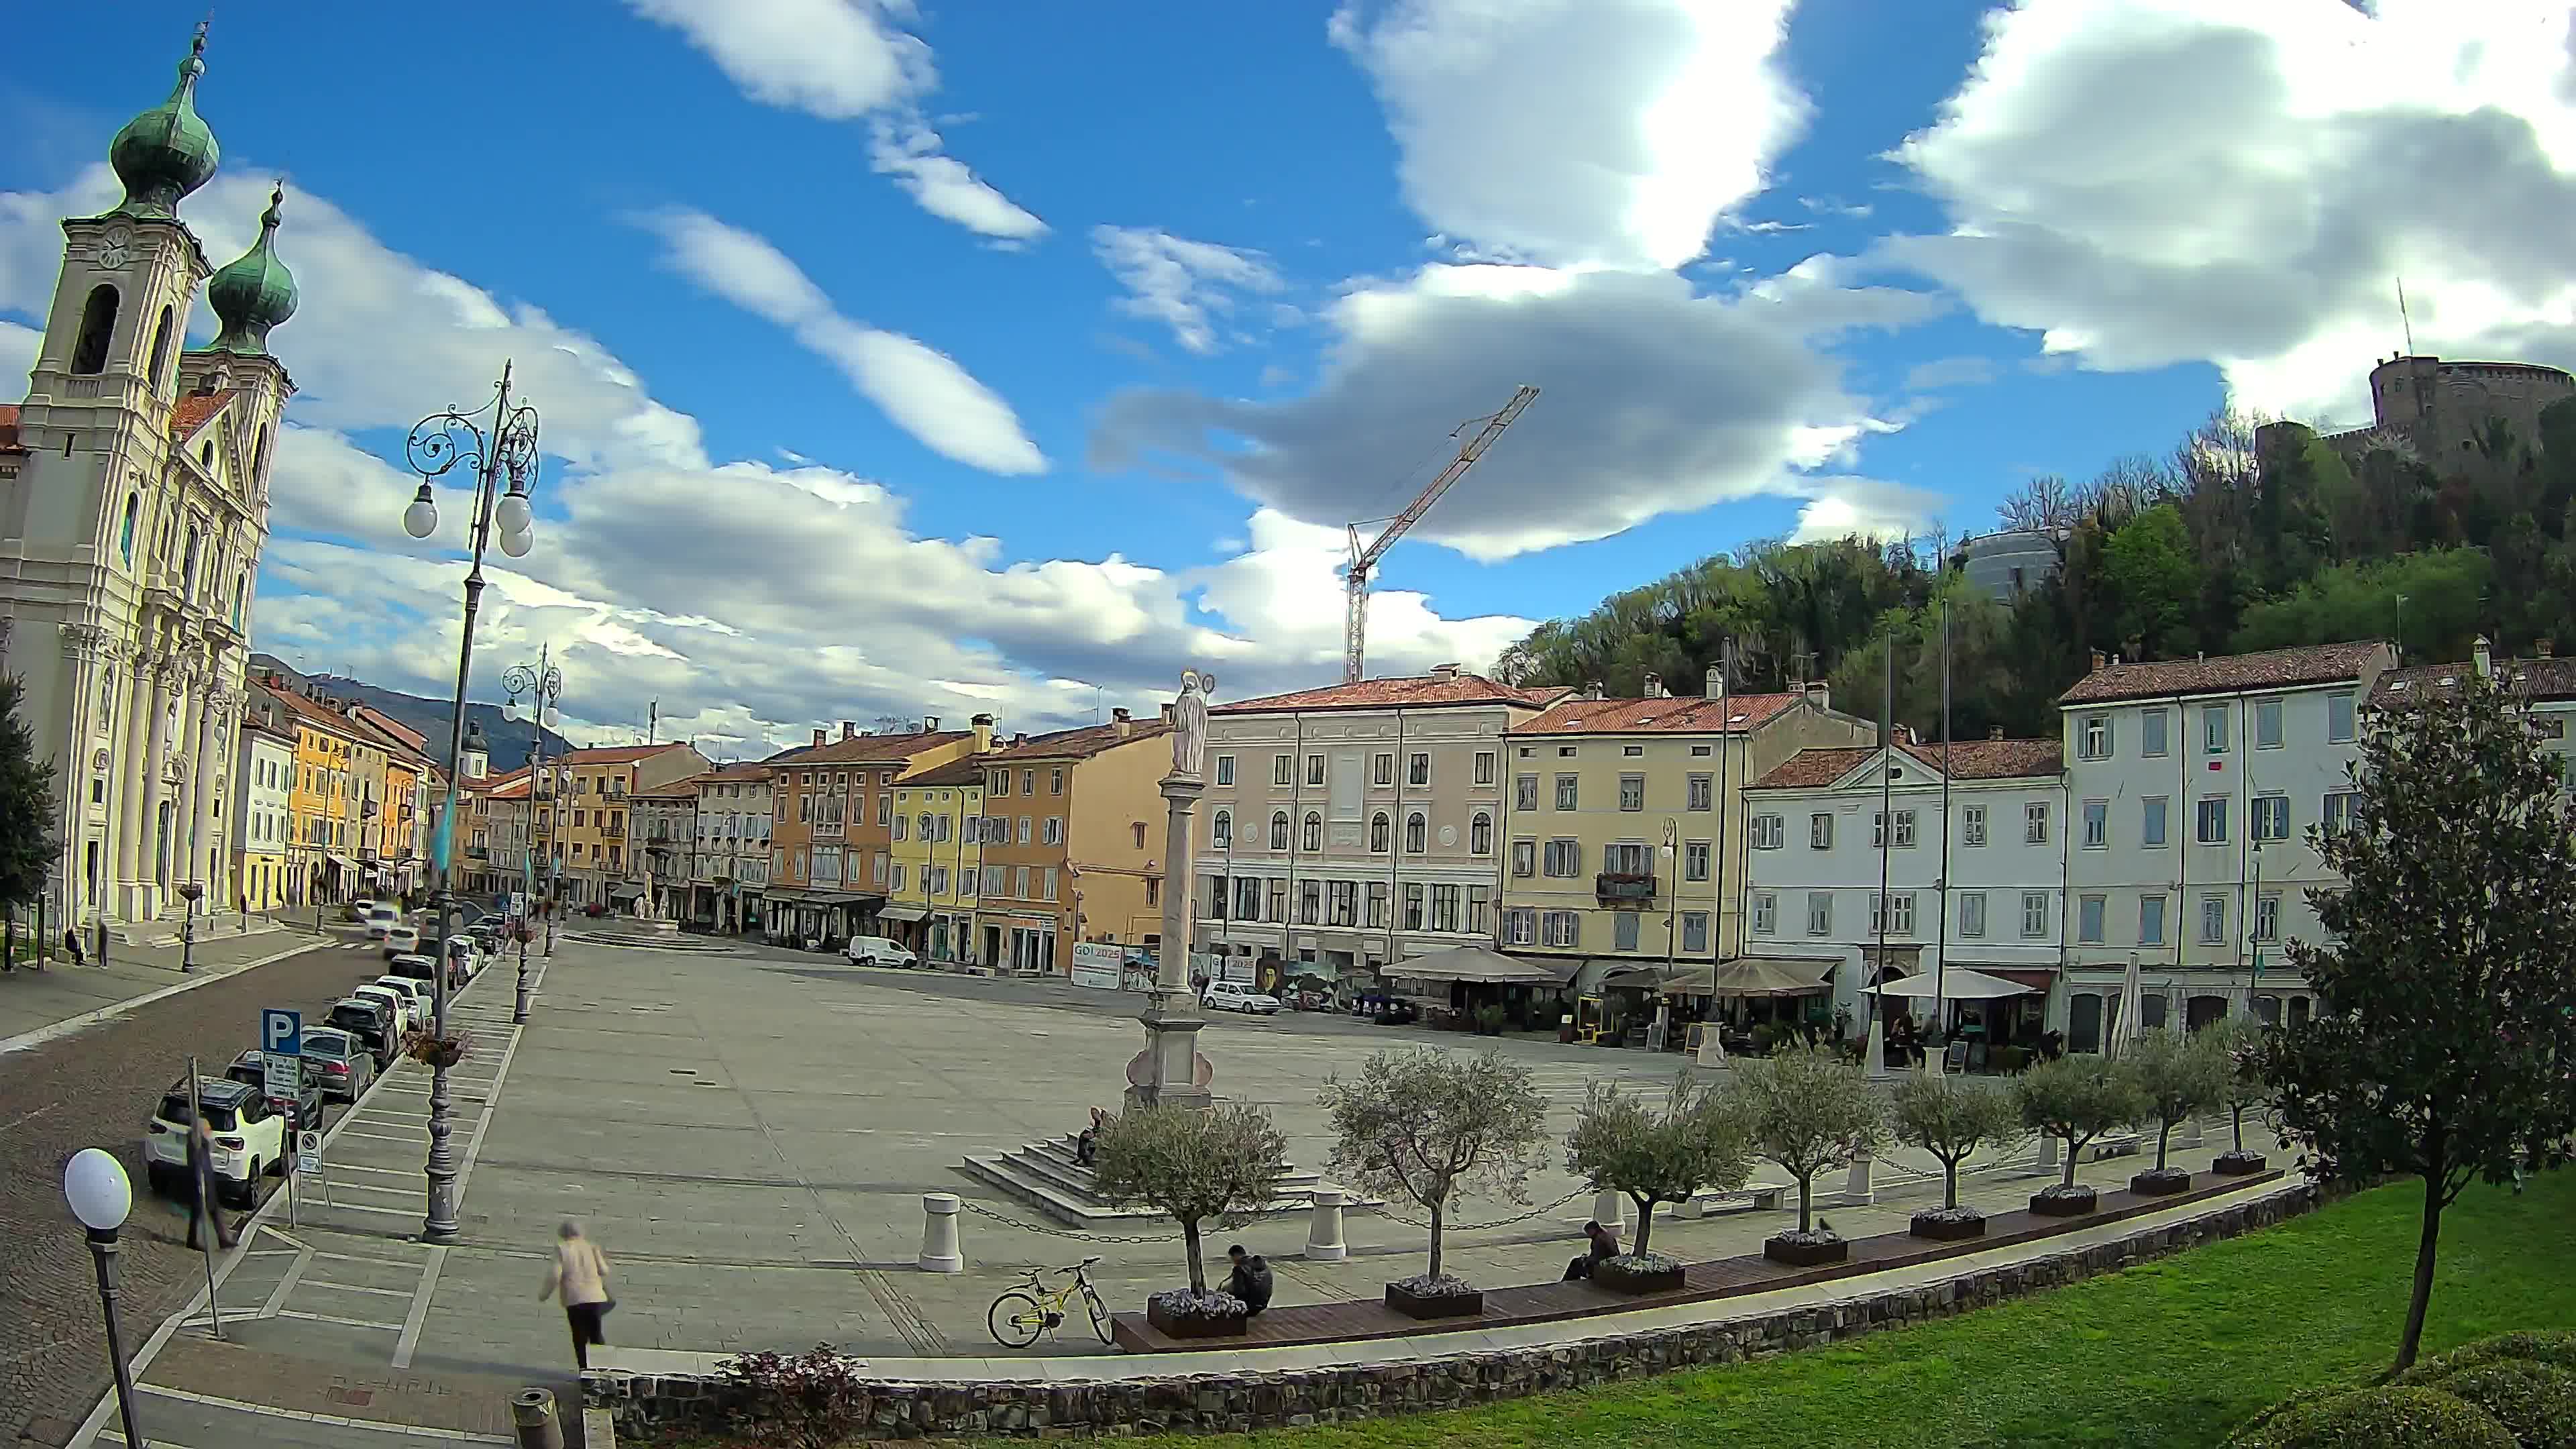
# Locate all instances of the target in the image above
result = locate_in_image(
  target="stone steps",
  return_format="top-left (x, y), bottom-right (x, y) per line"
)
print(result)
top-left (959, 1132), bottom-right (1360, 1228)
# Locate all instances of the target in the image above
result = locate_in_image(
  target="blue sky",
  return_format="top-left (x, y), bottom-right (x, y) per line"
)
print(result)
top-left (4, 1), bottom-right (2569, 755)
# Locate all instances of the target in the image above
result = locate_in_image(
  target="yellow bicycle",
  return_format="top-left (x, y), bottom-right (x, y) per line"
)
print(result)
top-left (987, 1256), bottom-right (1112, 1347)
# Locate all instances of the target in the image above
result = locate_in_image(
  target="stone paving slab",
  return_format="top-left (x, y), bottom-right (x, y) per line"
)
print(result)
top-left (0, 919), bottom-right (346, 1053)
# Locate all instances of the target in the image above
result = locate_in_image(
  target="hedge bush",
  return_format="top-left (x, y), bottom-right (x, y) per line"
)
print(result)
top-left (2412, 1361), bottom-right (2576, 1448)
top-left (2225, 1385), bottom-right (2516, 1448)
top-left (2403, 1330), bottom-right (2576, 1385)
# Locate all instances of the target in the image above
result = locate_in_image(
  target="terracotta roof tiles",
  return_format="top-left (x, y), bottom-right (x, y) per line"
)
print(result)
top-left (905, 755), bottom-right (991, 787)
top-left (2370, 654), bottom-right (2576, 708)
top-left (766, 731), bottom-right (969, 770)
top-left (1749, 737), bottom-right (2062, 791)
top-left (981, 719), bottom-right (1171, 763)
top-left (1214, 673), bottom-right (1567, 714)
top-left (561, 743), bottom-right (692, 765)
top-left (1513, 692), bottom-right (1807, 736)
top-left (168, 390), bottom-right (234, 442)
top-left (0, 403), bottom-right (23, 455)
top-left (2057, 641), bottom-right (2390, 705)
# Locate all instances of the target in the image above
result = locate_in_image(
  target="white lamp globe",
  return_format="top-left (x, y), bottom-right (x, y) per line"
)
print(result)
top-left (497, 526), bottom-right (533, 559)
top-left (492, 490), bottom-right (534, 537)
top-left (63, 1147), bottom-right (131, 1232)
top-left (503, 698), bottom-right (521, 724)
top-left (402, 490), bottom-right (439, 540)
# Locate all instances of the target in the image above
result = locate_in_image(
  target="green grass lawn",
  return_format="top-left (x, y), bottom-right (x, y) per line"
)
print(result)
top-left (1146, 1169), bottom-right (2576, 1449)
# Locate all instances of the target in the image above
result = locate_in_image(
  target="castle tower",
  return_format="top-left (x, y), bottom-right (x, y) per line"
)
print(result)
top-left (0, 27), bottom-right (299, 927)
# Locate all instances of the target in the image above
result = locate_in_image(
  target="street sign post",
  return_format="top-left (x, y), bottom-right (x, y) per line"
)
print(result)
top-left (261, 1008), bottom-right (302, 1100)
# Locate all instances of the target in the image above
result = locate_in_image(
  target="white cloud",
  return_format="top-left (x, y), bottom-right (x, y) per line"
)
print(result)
top-left (643, 208), bottom-right (1045, 474)
top-left (628, 0), bottom-right (1046, 242)
top-left (1784, 476), bottom-right (1947, 543)
top-left (1902, 355), bottom-right (1997, 391)
top-left (1328, 0), bottom-right (1808, 271)
top-left (1888, 0), bottom-right (2576, 425)
top-left (1092, 262), bottom-right (1936, 559)
top-left (1091, 227), bottom-right (1284, 354)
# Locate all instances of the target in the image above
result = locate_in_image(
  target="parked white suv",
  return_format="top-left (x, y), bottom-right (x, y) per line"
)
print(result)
top-left (1203, 981), bottom-right (1281, 1015)
top-left (144, 1077), bottom-right (286, 1206)
top-left (846, 935), bottom-right (918, 969)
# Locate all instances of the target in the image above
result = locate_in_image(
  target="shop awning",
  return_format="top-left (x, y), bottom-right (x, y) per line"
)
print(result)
top-left (610, 883), bottom-right (646, 899)
top-left (327, 854), bottom-right (358, 873)
top-left (1959, 966), bottom-right (2055, 993)
top-left (1670, 957), bottom-right (1836, 998)
top-left (878, 904), bottom-right (930, 923)
top-left (765, 889), bottom-right (881, 906)
top-left (1387, 945), bottom-right (1572, 986)
top-left (1870, 967), bottom-right (2035, 1000)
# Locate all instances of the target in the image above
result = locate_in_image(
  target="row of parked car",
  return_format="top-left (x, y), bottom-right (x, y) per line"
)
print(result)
top-left (140, 904), bottom-right (514, 1207)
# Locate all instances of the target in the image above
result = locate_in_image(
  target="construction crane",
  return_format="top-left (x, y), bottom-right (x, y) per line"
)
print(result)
top-left (1342, 384), bottom-right (1540, 684)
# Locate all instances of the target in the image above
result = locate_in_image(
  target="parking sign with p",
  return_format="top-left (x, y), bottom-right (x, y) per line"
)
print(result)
top-left (262, 1008), bottom-right (303, 1100)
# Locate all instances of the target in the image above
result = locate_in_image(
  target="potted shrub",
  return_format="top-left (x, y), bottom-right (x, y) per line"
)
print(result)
top-left (2012, 1054), bottom-right (2145, 1216)
top-left (1092, 1103), bottom-right (1288, 1338)
top-left (1564, 1074), bottom-right (1752, 1293)
top-left (2121, 1028), bottom-right (2224, 1195)
top-left (1320, 1048), bottom-right (1548, 1320)
top-left (1728, 1046), bottom-right (1886, 1265)
top-left (1474, 1003), bottom-right (1507, 1037)
top-left (1889, 1071), bottom-right (2025, 1240)
top-left (2203, 1016), bottom-right (2271, 1175)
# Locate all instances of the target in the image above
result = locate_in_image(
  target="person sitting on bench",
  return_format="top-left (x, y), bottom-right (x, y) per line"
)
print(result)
top-left (1226, 1244), bottom-right (1273, 1317)
top-left (1564, 1219), bottom-right (1619, 1280)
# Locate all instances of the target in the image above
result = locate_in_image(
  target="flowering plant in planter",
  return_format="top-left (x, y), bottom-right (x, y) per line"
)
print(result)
top-left (1093, 1102), bottom-right (1286, 1336)
top-left (404, 1030), bottom-right (473, 1069)
top-left (1564, 1073), bottom-right (1750, 1283)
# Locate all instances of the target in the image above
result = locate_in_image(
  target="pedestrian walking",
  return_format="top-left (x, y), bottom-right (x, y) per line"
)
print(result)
top-left (539, 1219), bottom-right (616, 1369)
top-left (184, 1118), bottom-right (237, 1252)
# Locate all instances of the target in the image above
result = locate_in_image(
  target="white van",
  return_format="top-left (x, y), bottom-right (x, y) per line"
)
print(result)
top-left (845, 935), bottom-right (918, 969)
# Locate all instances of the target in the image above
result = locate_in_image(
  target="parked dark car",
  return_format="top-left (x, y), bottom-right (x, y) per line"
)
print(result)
top-left (224, 1049), bottom-right (330, 1133)
top-left (327, 997), bottom-right (396, 1069)
top-left (297, 1027), bottom-right (376, 1102)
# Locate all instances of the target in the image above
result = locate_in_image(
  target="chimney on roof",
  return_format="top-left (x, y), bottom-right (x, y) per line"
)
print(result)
top-left (1642, 672), bottom-right (1664, 698)
top-left (1584, 680), bottom-right (1605, 701)
top-left (1705, 663), bottom-right (1722, 698)
top-left (971, 712), bottom-right (995, 753)
top-left (1805, 681), bottom-right (1829, 712)
top-left (1012, 733), bottom-right (1028, 747)
top-left (811, 727), bottom-right (827, 748)
top-left (2475, 635), bottom-right (2493, 680)
top-left (2540, 640), bottom-right (2556, 659)
top-left (841, 720), bottom-right (856, 741)
top-left (1430, 662), bottom-right (1461, 682)
top-left (1989, 725), bottom-right (2006, 741)
top-left (1160, 702), bottom-right (1175, 724)
top-left (2090, 648), bottom-right (2106, 674)
top-left (1112, 706), bottom-right (1133, 739)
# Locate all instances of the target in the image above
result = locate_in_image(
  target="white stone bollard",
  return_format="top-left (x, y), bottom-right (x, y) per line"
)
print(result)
top-left (1591, 1188), bottom-right (1628, 1235)
top-left (918, 1191), bottom-right (963, 1273)
top-left (2036, 1134), bottom-right (2061, 1177)
top-left (1843, 1153), bottom-right (1876, 1206)
top-left (1866, 1015), bottom-right (1891, 1079)
top-left (1306, 1188), bottom-right (1348, 1261)
top-left (2180, 1115), bottom-right (2205, 1148)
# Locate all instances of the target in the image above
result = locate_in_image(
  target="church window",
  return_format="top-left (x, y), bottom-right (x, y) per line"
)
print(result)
top-left (70, 285), bottom-right (118, 376)
top-left (253, 423), bottom-right (272, 485)
top-left (117, 494), bottom-right (138, 566)
top-left (182, 527), bottom-right (200, 600)
top-left (147, 307), bottom-right (174, 389)
top-left (233, 573), bottom-right (246, 629)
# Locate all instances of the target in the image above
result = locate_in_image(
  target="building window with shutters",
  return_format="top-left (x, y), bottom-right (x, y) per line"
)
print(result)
top-left (1403, 883), bottom-right (1424, 929)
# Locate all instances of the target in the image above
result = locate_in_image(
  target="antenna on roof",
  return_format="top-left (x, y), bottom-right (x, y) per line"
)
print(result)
top-left (2396, 276), bottom-right (2415, 355)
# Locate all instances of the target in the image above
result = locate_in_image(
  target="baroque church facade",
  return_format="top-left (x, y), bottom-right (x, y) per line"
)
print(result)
top-left (0, 29), bottom-right (298, 926)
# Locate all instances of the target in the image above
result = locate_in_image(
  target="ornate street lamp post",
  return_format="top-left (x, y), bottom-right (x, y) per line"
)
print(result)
top-left (176, 881), bottom-right (203, 973)
top-left (502, 649), bottom-right (563, 1026)
top-left (402, 363), bottom-right (539, 1246)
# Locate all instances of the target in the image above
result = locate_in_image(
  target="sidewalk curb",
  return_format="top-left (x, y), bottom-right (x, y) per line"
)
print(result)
top-left (0, 935), bottom-right (336, 1057)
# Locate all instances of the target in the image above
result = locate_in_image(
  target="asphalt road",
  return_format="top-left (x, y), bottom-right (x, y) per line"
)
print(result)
top-left (0, 938), bottom-right (409, 1446)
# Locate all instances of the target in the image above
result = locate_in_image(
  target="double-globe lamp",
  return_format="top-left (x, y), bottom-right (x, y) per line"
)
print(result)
top-left (64, 1147), bottom-right (149, 1449)
top-left (404, 480), bottom-right (533, 557)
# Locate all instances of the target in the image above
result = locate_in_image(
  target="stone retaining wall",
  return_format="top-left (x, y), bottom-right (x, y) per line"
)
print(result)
top-left (586, 1183), bottom-right (2316, 1441)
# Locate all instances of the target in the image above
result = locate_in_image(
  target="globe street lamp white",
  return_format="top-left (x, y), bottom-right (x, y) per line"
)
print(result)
top-left (497, 525), bottom-right (533, 559)
top-left (63, 1146), bottom-right (129, 1232)
top-left (402, 482), bottom-right (439, 540)
top-left (492, 488), bottom-right (533, 537)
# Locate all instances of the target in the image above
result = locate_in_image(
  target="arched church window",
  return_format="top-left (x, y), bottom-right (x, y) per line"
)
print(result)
top-left (182, 527), bottom-right (200, 601)
top-left (70, 285), bottom-right (119, 376)
top-left (117, 494), bottom-right (138, 566)
top-left (233, 573), bottom-right (246, 630)
top-left (147, 307), bottom-right (174, 390)
top-left (253, 423), bottom-right (272, 485)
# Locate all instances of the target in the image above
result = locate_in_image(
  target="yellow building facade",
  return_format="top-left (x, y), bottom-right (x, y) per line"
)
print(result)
top-left (1498, 686), bottom-right (1875, 984)
top-left (885, 755), bottom-right (986, 962)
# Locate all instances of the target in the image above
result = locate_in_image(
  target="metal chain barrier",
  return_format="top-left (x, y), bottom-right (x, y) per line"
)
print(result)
top-left (954, 1196), bottom-right (1174, 1246)
top-left (1369, 1186), bottom-right (1589, 1233)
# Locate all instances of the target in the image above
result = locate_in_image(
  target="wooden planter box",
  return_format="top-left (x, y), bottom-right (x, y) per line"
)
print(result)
top-left (2129, 1167), bottom-right (2193, 1196)
top-left (2029, 1185), bottom-right (2099, 1218)
top-left (1909, 1211), bottom-right (1986, 1241)
top-left (1762, 1234), bottom-right (1850, 1267)
top-left (1385, 1282), bottom-right (1484, 1319)
top-left (1591, 1256), bottom-right (1686, 1295)
top-left (2213, 1149), bottom-right (2269, 1176)
top-left (1144, 1297), bottom-right (1246, 1340)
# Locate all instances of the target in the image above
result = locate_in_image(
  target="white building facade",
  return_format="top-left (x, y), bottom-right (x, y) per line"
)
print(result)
top-left (2055, 641), bottom-right (2396, 1049)
top-left (1743, 737), bottom-right (2067, 1038)
top-left (1, 34), bottom-right (297, 928)
top-left (690, 761), bottom-right (771, 932)
top-left (1192, 669), bottom-right (1564, 977)
top-left (230, 721), bottom-right (292, 910)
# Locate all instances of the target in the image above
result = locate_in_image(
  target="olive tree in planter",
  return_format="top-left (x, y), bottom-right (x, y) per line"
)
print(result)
top-left (2012, 1053), bottom-right (2145, 1216)
top-left (1092, 1103), bottom-right (1287, 1338)
top-left (1320, 1047), bottom-right (1548, 1320)
top-left (1729, 1045), bottom-right (1886, 1266)
top-left (1563, 1075), bottom-right (1752, 1293)
top-left (1888, 1071), bottom-right (2025, 1240)
top-left (2202, 1016), bottom-right (2272, 1175)
top-left (2121, 1027), bottom-right (2225, 1195)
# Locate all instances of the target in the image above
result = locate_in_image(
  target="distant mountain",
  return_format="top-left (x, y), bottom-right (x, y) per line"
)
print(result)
top-left (247, 654), bottom-right (571, 773)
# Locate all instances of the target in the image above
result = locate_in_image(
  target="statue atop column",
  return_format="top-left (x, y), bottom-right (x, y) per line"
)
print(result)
top-left (1169, 669), bottom-right (1214, 781)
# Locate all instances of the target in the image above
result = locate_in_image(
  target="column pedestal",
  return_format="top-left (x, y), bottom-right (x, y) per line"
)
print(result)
top-left (1127, 769), bottom-right (1214, 1112)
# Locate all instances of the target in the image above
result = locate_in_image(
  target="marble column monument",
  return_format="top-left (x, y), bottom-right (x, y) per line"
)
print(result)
top-left (1126, 669), bottom-right (1217, 1112)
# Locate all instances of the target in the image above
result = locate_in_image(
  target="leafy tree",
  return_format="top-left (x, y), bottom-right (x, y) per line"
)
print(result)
top-left (2102, 504), bottom-right (2202, 657)
top-left (1319, 1048), bottom-right (1549, 1281)
top-left (1092, 1104), bottom-right (1287, 1296)
top-left (1563, 1075), bottom-right (1752, 1258)
top-left (2200, 1016), bottom-right (2273, 1158)
top-left (2120, 1028), bottom-right (2226, 1174)
top-left (2259, 665), bottom-right (2576, 1373)
top-left (1726, 1046), bottom-right (1886, 1236)
top-left (1888, 1073), bottom-right (2025, 1212)
top-left (2012, 1054), bottom-right (2146, 1191)
top-left (2231, 549), bottom-right (2491, 662)
top-left (0, 677), bottom-right (60, 916)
